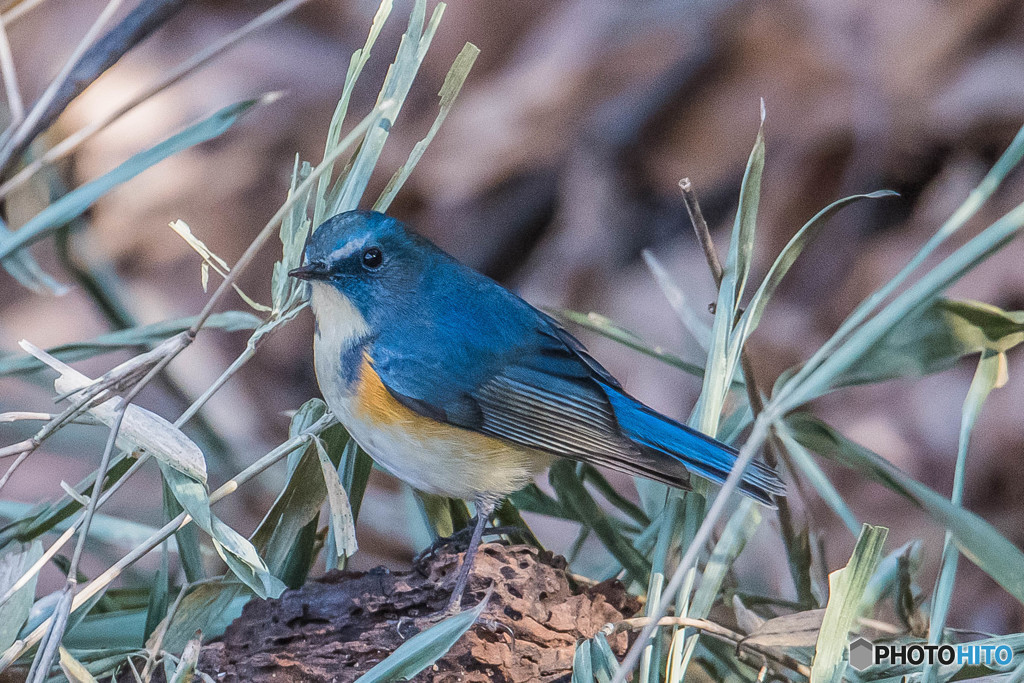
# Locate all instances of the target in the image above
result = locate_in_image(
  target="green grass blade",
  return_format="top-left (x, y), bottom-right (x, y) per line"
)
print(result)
top-left (831, 298), bottom-right (1024, 389)
top-left (143, 541), bottom-right (169, 640)
top-left (330, 0), bottom-right (437, 214)
top-left (556, 309), bottom-right (723, 382)
top-left (787, 412), bottom-right (1024, 605)
top-left (810, 523), bottom-right (888, 683)
top-left (508, 483), bottom-right (575, 520)
top-left (313, 0), bottom-right (393, 227)
top-left (0, 98), bottom-right (266, 264)
top-left (375, 41), bottom-right (479, 211)
top-left (548, 460), bottom-right (651, 585)
top-left (0, 541), bottom-right (42, 651)
top-left (251, 400), bottom-right (337, 582)
top-left (591, 632), bottom-right (622, 683)
top-left (728, 100), bottom-right (766, 308)
top-left (773, 122), bottom-right (1024, 410)
top-left (924, 349), bottom-right (1004, 682)
top-left (0, 456), bottom-right (136, 547)
top-left (353, 589), bottom-right (490, 682)
top-left (861, 540), bottom-right (921, 612)
top-left (778, 198), bottom-right (1024, 410)
top-left (160, 582), bottom-right (248, 653)
top-left (642, 250), bottom-right (712, 350)
top-left (0, 216), bottom-right (66, 295)
top-left (160, 464), bottom-right (284, 599)
top-left (776, 424), bottom-right (860, 536)
top-left (0, 311), bottom-right (261, 376)
top-left (737, 191), bottom-right (897, 343)
top-left (676, 500), bottom-right (761, 677)
top-left (579, 465), bottom-right (650, 528)
top-left (573, 639), bottom-right (594, 683)
top-left (693, 102), bottom-right (765, 433)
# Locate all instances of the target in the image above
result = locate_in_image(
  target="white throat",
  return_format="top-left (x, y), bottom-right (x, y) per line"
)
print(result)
top-left (309, 282), bottom-right (371, 352)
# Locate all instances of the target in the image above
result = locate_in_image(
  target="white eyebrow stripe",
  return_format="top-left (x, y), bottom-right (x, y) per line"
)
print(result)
top-left (328, 235), bottom-right (369, 261)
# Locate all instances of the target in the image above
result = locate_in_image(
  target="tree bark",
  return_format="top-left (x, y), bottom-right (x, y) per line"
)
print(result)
top-left (196, 542), bottom-right (640, 682)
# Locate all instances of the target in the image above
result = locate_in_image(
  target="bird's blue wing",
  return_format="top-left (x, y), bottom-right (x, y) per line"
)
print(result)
top-left (369, 295), bottom-right (701, 491)
top-left (368, 260), bottom-right (781, 503)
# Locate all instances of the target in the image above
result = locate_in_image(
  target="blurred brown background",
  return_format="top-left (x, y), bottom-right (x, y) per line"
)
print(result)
top-left (1, 0), bottom-right (1023, 635)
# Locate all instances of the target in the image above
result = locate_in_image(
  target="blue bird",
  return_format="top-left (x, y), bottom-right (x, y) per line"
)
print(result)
top-left (290, 210), bottom-right (784, 613)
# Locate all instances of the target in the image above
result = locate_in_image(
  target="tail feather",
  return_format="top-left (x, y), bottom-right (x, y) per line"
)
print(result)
top-left (602, 386), bottom-right (785, 506)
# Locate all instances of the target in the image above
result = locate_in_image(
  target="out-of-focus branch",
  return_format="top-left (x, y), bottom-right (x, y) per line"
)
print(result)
top-left (0, 14), bottom-right (23, 125)
top-left (0, 0), bottom-right (312, 200)
top-left (0, 0), bottom-right (190, 178)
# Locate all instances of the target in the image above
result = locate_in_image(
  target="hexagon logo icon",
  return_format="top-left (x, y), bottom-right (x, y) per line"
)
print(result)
top-left (849, 637), bottom-right (874, 670)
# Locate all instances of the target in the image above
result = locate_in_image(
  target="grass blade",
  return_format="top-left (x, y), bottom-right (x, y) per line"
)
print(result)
top-left (354, 589), bottom-right (490, 682)
top-left (772, 122), bottom-right (1024, 411)
top-left (692, 102), bottom-right (765, 432)
top-left (0, 311), bottom-right (260, 376)
top-left (548, 460), bottom-right (651, 585)
top-left (736, 191), bottom-right (897, 343)
top-left (776, 423), bottom-right (860, 536)
top-left (787, 412), bottom-right (1024, 605)
top-left (810, 523), bottom-right (888, 683)
top-left (832, 298), bottom-right (1024, 389)
top-left (924, 349), bottom-right (1005, 682)
top-left (374, 41), bottom-right (479, 211)
top-left (314, 437), bottom-right (358, 562)
top-left (0, 97), bottom-right (266, 264)
top-left (556, 309), bottom-right (723, 382)
top-left (573, 639), bottom-right (594, 683)
top-left (0, 541), bottom-right (41, 651)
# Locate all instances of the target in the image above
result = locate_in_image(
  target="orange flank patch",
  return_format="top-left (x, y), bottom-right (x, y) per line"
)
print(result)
top-left (349, 352), bottom-right (553, 499)
top-left (352, 354), bottom-right (425, 427)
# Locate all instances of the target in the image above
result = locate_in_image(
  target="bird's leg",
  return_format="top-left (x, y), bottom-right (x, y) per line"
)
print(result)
top-left (443, 496), bottom-right (497, 615)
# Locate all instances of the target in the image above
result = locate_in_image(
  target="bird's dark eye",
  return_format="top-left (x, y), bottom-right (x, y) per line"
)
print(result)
top-left (361, 246), bottom-right (383, 270)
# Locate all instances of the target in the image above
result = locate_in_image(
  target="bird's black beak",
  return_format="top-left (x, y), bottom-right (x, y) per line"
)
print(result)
top-left (289, 262), bottom-right (328, 281)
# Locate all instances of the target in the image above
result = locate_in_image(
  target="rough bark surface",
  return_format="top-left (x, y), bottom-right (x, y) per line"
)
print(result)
top-left (196, 542), bottom-right (640, 682)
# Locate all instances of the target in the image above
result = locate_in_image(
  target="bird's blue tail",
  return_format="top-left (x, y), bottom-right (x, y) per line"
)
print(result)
top-left (601, 385), bottom-right (784, 506)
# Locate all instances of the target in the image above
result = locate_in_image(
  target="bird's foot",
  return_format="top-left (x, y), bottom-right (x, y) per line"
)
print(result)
top-left (414, 523), bottom-right (521, 565)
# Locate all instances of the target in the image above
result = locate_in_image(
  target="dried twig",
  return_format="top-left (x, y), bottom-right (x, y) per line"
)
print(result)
top-left (603, 615), bottom-right (811, 678)
top-left (679, 177), bottom-right (817, 606)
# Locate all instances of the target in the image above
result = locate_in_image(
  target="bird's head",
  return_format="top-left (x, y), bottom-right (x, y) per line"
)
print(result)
top-left (289, 210), bottom-right (431, 329)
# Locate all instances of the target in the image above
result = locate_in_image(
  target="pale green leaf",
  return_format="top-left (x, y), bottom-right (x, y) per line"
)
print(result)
top-left (0, 98), bottom-right (265, 264)
top-left (0, 541), bottom-right (43, 651)
top-left (354, 589), bottom-right (490, 682)
top-left (787, 413), bottom-right (1024, 606)
top-left (314, 437), bottom-right (358, 561)
top-left (375, 41), bottom-right (479, 211)
top-left (810, 523), bottom-right (888, 683)
top-left (0, 311), bottom-right (261, 376)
